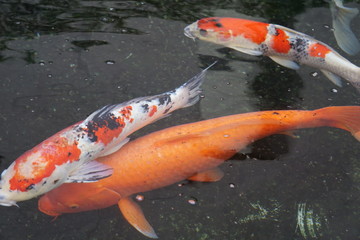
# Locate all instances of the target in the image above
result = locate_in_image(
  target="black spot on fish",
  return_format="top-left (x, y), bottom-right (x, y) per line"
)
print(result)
top-left (76, 126), bottom-right (84, 133)
top-left (70, 204), bottom-right (79, 209)
top-left (53, 179), bottom-right (59, 184)
top-left (214, 23), bottom-right (223, 28)
top-left (209, 18), bottom-right (219, 22)
top-left (272, 112), bottom-right (279, 115)
top-left (259, 43), bottom-right (268, 54)
top-left (26, 184), bottom-right (35, 190)
top-left (273, 28), bottom-right (280, 36)
top-left (163, 106), bottom-right (173, 114)
top-left (85, 105), bottom-right (125, 142)
top-left (290, 38), bottom-right (308, 53)
top-left (199, 29), bottom-right (208, 37)
top-left (18, 179), bottom-right (29, 183)
top-left (87, 132), bottom-right (96, 142)
top-left (42, 181), bottom-right (47, 186)
top-left (158, 94), bottom-right (171, 106)
top-left (68, 152), bottom-right (72, 157)
top-left (289, 37), bottom-right (310, 61)
top-left (142, 104), bottom-right (149, 113)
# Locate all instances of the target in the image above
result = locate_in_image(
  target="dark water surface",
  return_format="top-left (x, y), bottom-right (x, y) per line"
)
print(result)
top-left (0, 0), bottom-right (359, 239)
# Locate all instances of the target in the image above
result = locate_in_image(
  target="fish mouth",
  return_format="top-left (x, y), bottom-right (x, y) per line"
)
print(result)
top-left (38, 195), bottom-right (61, 216)
top-left (38, 207), bottom-right (60, 217)
top-left (0, 186), bottom-right (18, 207)
top-left (184, 25), bottom-right (196, 40)
top-left (0, 201), bottom-right (18, 207)
top-left (0, 196), bottom-right (18, 207)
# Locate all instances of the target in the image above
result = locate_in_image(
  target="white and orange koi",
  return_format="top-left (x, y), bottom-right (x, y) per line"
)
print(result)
top-left (0, 64), bottom-right (214, 207)
top-left (184, 17), bottom-right (360, 90)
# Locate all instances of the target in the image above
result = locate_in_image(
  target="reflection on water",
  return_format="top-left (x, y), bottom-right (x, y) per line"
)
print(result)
top-left (296, 202), bottom-right (325, 239)
top-left (0, 0), bottom-right (359, 239)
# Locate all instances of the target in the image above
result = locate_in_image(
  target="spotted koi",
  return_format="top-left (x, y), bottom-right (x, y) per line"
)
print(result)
top-left (184, 17), bottom-right (360, 91)
top-left (0, 63), bottom-right (215, 207)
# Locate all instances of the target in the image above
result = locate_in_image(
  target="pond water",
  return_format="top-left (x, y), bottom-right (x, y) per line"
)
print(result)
top-left (0, 0), bottom-right (359, 239)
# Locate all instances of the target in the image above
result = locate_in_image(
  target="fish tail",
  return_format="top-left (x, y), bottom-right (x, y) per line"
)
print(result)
top-left (330, 0), bottom-right (360, 55)
top-left (312, 106), bottom-right (360, 141)
top-left (176, 61), bottom-right (217, 108)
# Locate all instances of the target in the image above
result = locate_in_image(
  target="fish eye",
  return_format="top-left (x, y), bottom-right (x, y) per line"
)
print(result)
top-left (199, 29), bottom-right (208, 37)
top-left (69, 204), bottom-right (79, 209)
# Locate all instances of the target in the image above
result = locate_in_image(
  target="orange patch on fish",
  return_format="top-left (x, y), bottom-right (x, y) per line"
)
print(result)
top-left (218, 31), bottom-right (232, 41)
top-left (198, 17), bottom-right (268, 44)
top-left (120, 106), bottom-right (133, 119)
top-left (92, 118), bottom-right (125, 145)
top-left (9, 137), bottom-right (81, 192)
top-left (149, 105), bottom-right (157, 117)
top-left (308, 43), bottom-right (331, 58)
top-left (90, 106), bottom-right (134, 145)
top-left (271, 28), bottom-right (291, 53)
top-left (93, 106), bottom-right (134, 145)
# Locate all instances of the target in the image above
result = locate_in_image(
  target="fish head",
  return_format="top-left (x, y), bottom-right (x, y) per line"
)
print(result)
top-left (38, 193), bottom-right (64, 216)
top-left (0, 188), bottom-right (18, 207)
top-left (0, 163), bottom-right (26, 207)
top-left (38, 184), bottom-right (95, 216)
top-left (0, 151), bottom-right (73, 207)
top-left (0, 162), bottom-right (50, 207)
top-left (38, 182), bottom-right (119, 216)
top-left (38, 184), bottom-right (87, 216)
top-left (185, 17), bottom-right (270, 50)
top-left (184, 17), bottom-right (236, 44)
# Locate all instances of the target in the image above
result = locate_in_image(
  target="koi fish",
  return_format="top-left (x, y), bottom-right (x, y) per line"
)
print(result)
top-left (38, 106), bottom-right (360, 238)
top-left (330, 0), bottom-right (360, 55)
top-left (0, 63), bottom-right (214, 207)
top-left (184, 17), bottom-right (360, 90)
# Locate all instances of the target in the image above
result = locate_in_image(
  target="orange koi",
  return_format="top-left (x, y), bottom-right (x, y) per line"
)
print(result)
top-left (184, 17), bottom-right (360, 90)
top-left (0, 64), bottom-right (214, 207)
top-left (38, 106), bottom-right (360, 238)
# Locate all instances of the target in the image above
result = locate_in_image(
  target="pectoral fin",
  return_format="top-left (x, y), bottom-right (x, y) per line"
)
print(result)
top-left (269, 56), bottom-right (300, 70)
top-left (230, 46), bottom-right (263, 56)
top-left (118, 197), bottom-right (158, 239)
top-left (188, 167), bottom-right (224, 182)
top-left (320, 70), bottom-right (343, 87)
top-left (66, 160), bottom-right (113, 183)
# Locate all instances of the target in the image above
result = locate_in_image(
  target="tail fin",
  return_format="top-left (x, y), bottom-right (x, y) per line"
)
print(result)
top-left (315, 106), bottom-right (360, 141)
top-left (330, 0), bottom-right (360, 55)
top-left (176, 61), bottom-right (217, 108)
